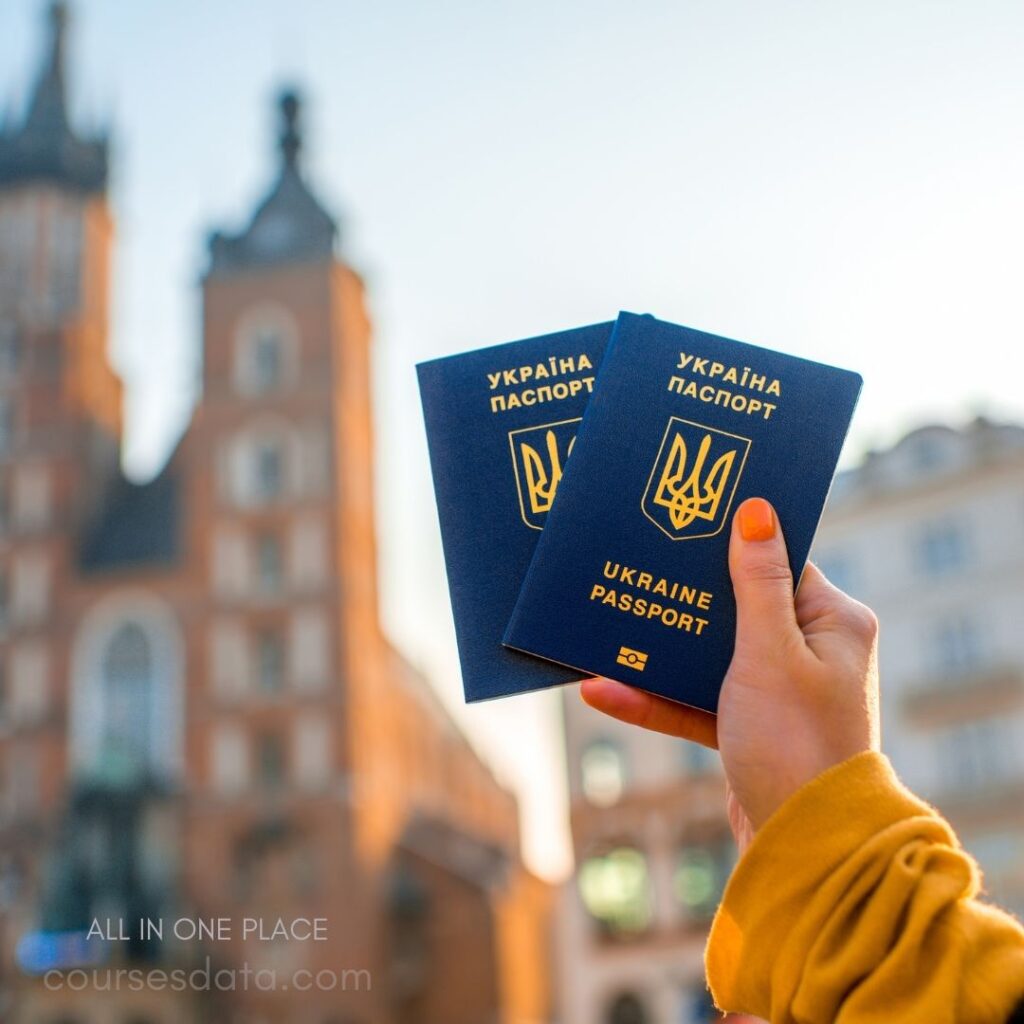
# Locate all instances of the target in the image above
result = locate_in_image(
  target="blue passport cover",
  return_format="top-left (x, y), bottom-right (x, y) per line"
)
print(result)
top-left (417, 322), bottom-right (613, 701)
top-left (504, 312), bottom-right (862, 714)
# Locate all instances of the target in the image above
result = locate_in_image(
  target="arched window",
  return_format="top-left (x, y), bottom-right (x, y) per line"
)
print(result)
top-left (233, 306), bottom-right (298, 396)
top-left (251, 326), bottom-right (285, 392)
top-left (606, 992), bottom-right (649, 1024)
top-left (70, 594), bottom-right (183, 786)
top-left (253, 436), bottom-right (285, 502)
top-left (223, 419), bottom-right (300, 507)
top-left (580, 739), bottom-right (625, 806)
top-left (578, 846), bottom-right (652, 936)
top-left (98, 622), bottom-right (154, 784)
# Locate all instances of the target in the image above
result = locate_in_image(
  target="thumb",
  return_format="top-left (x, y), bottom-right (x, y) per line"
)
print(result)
top-left (728, 497), bottom-right (800, 655)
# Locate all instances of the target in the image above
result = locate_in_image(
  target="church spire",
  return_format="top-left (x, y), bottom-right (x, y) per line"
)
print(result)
top-left (206, 87), bottom-right (338, 276)
top-left (278, 89), bottom-right (302, 171)
top-left (0, 1), bottom-right (108, 194)
top-left (24, 2), bottom-right (71, 135)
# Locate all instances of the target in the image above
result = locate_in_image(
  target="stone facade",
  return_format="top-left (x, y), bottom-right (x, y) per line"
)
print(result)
top-left (0, 6), bottom-right (552, 1023)
top-left (813, 417), bottom-right (1024, 920)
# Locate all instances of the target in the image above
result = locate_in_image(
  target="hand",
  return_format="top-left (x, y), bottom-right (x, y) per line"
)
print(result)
top-left (580, 496), bottom-right (881, 852)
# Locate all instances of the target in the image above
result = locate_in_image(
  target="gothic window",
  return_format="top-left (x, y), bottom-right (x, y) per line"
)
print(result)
top-left (252, 328), bottom-right (284, 392)
top-left (97, 622), bottom-right (154, 785)
top-left (580, 739), bottom-right (625, 806)
top-left (70, 596), bottom-right (183, 786)
top-left (224, 420), bottom-right (298, 508)
top-left (255, 440), bottom-right (284, 502)
top-left (233, 307), bottom-right (298, 396)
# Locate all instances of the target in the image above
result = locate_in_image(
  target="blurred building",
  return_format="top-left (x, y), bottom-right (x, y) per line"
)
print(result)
top-left (0, 5), bottom-right (552, 1023)
top-left (813, 416), bottom-right (1024, 919)
top-left (558, 417), bottom-right (1024, 1022)
top-left (558, 690), bottom-right (736, 1024)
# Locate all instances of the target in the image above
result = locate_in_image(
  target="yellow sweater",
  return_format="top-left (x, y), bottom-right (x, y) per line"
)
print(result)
top-left (705, 751), bottom-right (1024, 1023)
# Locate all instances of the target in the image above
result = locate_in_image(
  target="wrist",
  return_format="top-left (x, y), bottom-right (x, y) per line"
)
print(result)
top-left (707, 751), bottom-right (946, 1014)
top-left (743, 738), bottom-right (881, 830)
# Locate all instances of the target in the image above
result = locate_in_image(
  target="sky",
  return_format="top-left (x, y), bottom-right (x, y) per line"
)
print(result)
top-left (3, 0), bottom-right (1024, 880)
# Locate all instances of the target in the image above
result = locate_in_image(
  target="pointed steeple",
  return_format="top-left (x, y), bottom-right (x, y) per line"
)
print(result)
top-left (207, 88), bottom-right (338, 276)
top-left (24, 1), bottom-right (71, 137)
top-left (279, 89), bottom-right (302, 170)
top-left (0, 1), bottom-right (108, 194)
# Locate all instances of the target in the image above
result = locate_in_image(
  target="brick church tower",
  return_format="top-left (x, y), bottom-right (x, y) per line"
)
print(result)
top-left (0, 6), bottom-right (552, 1023)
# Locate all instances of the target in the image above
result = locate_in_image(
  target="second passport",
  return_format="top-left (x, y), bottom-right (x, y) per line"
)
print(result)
top-left (417, 322), bottom-right (612, 701)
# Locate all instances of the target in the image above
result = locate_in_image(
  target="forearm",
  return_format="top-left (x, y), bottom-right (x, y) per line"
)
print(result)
top-left (706, 751), bottom-right (1024, 1023)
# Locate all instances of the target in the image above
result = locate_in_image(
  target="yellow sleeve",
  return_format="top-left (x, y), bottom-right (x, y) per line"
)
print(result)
top-left (705, 751), bottom-right (1024, 1023)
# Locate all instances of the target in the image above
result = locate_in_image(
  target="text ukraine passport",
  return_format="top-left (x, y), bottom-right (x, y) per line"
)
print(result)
top-left (417, 322), bottom-right (613, 701)
top-left (504, 312), bottom-right (862, 714)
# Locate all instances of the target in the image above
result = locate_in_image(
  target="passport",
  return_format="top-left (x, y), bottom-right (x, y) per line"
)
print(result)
top-left (417, 321), bottom-right (613, 701)
top-left (504, 312), bottom-right (862, 714)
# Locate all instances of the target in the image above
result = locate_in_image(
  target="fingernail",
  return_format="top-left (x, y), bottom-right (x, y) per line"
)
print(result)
top-left (738, 497), bottom-right (775, 542)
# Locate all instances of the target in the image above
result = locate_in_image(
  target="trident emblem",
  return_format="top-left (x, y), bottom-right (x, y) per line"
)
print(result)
top-left (642, 418), bottom-right (750, 540)
top-left (508, 418), bottom-right (581, 530)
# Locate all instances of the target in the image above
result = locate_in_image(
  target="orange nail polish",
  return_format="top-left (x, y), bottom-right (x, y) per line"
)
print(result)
top-left (738, 498), bottom-right (775, 542)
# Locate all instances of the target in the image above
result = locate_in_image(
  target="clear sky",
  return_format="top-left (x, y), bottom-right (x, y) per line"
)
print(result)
top-left (4, 0), bottom-right (1024, 880)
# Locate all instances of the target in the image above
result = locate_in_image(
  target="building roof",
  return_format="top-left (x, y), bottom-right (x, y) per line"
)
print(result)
top-left (828, 416), bottom-right (1024, 507)
top-left (78, 465), bottom-right (181, 573)
top-left (0, 2), bottom-right (109, 194)
top-left (207, 89), bottom-right (338, 275)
